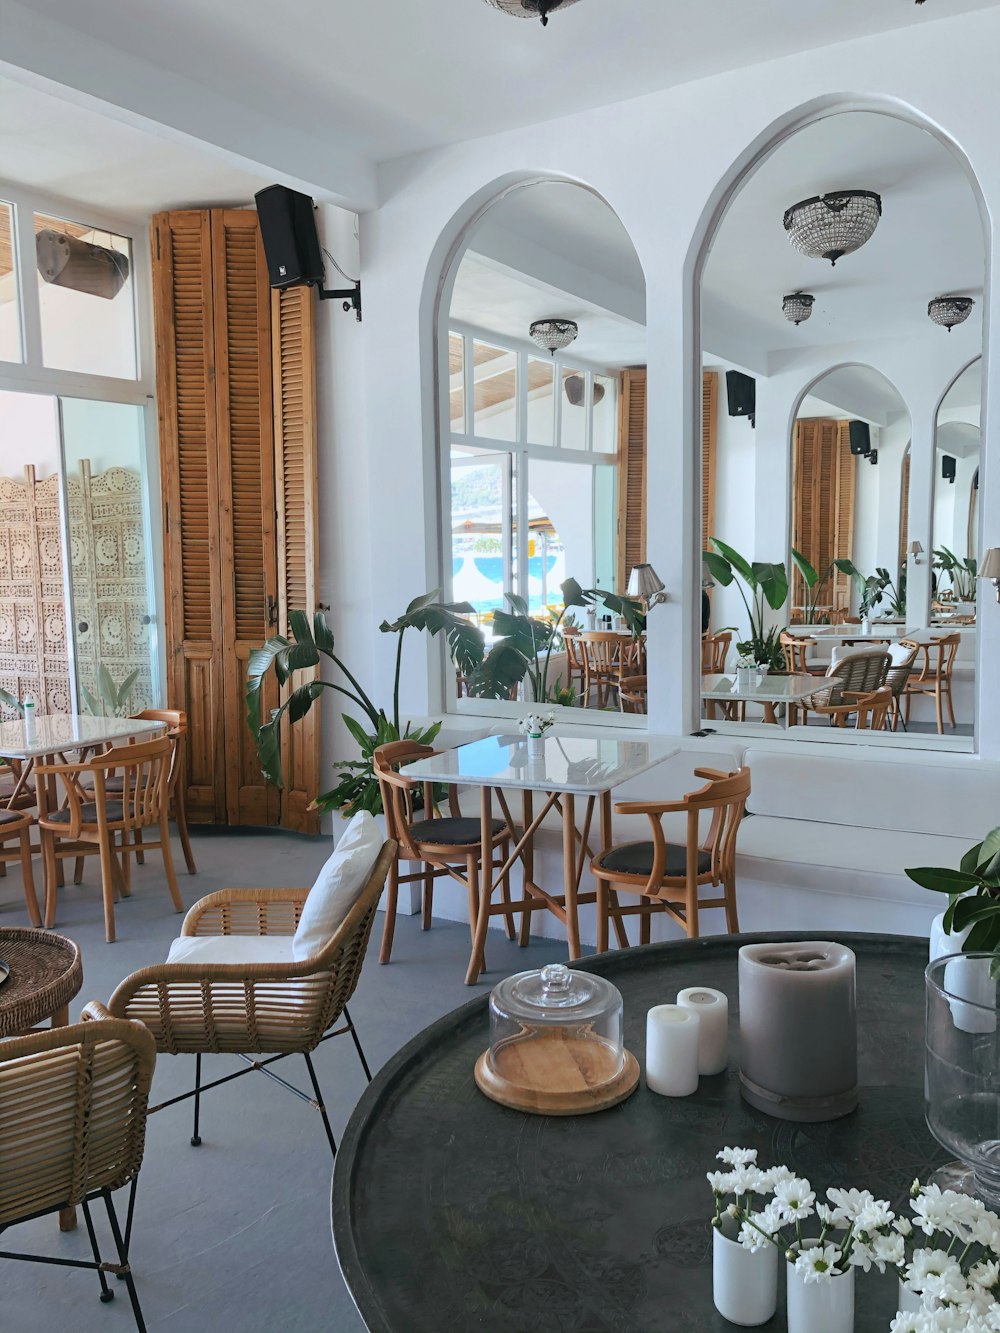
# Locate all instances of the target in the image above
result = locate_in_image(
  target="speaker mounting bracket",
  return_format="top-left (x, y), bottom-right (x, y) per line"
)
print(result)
top-left (316, 281), bottom-right (362, 321)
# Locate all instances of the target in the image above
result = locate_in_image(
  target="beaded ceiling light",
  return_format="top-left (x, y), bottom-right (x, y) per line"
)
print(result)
top-left (483, 0), bottom-right (582, 24)
top-left (927, 296), bottom-right (974, 332)
top-left (783, 190), bottom-right (882, 266)
top-left (529, 318), bottom-right (578, 354)
top-left (782, 292), bottom-right (815, 326)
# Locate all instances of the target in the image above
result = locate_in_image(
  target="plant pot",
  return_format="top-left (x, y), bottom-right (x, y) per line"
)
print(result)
top-left (712, 1227), bottom-right (778, 1327)
top-left (786, 1249), bottom-right (854, 1333)
top-left (929, 912), bottom-right (996, 1035)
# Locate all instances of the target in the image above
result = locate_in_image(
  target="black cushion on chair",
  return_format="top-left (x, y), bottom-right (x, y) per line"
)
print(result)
top-left (408, 816), bottom-right (505, 847)
top-left (595, 841), bottom-right (712, 878)
top-left (47, 801), bottom-right (125, 825)
top-left (0, 808), bottom-right (25, 826)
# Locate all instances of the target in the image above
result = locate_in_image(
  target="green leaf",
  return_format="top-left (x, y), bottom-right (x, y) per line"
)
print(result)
top-left (965, 914), bottom-right (1000, 953)
top-left (710, 538), bottom-right (754, 585)
top-left (288, 609), bottom-right (315, 647)
top-left (951, 896), bottom-right (1000, 932)
top-left (286, 680), bottom-right (324, 723)
top-left (341, 712), bottom-right (373, 753)
top-left (0, 688), bottom-right (24, 715)
top-left (115, 668), bottom-right (140, 709)
top-left (702, 551), bottom-right (734, 587)
top-left (560, 577), bottom-right (587, 609)
top-left (82, 683), bottom-right (103, 717)
top-left (942, 898), bottom-right (959, 934)
top-left (977, 828), bottom-right (1000, 868)
top-left (313, 611), bottom-right (335, 655)
top-left (505, 591), bottom-right (529, 617)
top-left (752, 561), bottom-right (789, 611)
top-left (961, 842), bottom-right (985, 875)
top-left (466, 642), bottom-right (530, 700)
top-left (904, 867), bottom-right (983, 894)
top-left (790, 548), bottom-right (818, 589)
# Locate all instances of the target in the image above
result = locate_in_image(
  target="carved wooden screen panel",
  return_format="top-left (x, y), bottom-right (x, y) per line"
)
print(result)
top-left (0, 467), bottom-right (71, 718)
top-left (67, 461), bottom-right (153, 713)
top-left (616, 368), bottom-right (647, 593)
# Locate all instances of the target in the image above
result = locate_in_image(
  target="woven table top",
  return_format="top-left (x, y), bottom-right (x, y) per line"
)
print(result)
top-left (0, 928), bottom-right (83, 1036)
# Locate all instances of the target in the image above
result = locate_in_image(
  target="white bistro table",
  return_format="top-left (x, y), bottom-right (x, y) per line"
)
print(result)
top-left (701, 673), bottom-right (819, 727)
top-left (403, 732), bottom-right (678, 982)
top-left (0, 714), bottom-right (164, 807)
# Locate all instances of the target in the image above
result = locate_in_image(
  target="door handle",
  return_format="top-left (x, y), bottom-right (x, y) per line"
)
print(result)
top-left (267, 595), bottom-right (278, 627)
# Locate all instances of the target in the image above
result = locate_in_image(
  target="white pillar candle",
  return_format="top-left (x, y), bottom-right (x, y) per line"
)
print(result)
top-left (677, 986), bottom-right (729, 1076)
top-left (645, 1004), bottom-right (700, 1097)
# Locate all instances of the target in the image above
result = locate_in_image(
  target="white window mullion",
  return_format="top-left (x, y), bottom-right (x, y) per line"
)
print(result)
top-left (14, 201), bottom-right (42, 368)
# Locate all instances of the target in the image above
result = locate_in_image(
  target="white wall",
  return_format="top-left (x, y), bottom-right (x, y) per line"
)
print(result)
top-left (703, 354), bottom-right (755, 657)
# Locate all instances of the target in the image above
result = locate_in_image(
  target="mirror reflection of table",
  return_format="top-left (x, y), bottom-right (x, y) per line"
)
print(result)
top-left (701, 672), bottom-right (817, 726)
top-left (332, 933), bottom-right (943, 1333)
top-left (0, 715), bottom-right (163, 809)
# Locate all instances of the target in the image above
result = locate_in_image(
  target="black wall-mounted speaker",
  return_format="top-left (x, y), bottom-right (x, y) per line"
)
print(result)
top-left (849, 420), bottom-right (871, 456)
top-left (254, 185), bottom-right (325, 290)
top-left (725, 370), bottom-right (756, 425)
top-left (942, 454), bottom-right (957, 483)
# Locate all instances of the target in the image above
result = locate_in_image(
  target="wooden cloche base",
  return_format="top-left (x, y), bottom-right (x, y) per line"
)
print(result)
top-left (475, 1029), bottom-right (640, 1116)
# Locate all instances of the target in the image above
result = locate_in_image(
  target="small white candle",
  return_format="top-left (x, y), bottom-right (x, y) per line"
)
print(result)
top-left (645, 1004), bottom-right (700, 1097)
top-left (677, 986), bottom-right (729, 1076)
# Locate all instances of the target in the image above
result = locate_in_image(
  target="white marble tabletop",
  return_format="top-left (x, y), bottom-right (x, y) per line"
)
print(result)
top-left (0, 715), bottom-right (162, 761)
top-left (403, 732), bottom-right (678, 795)
top-left (701, 673), bottom-right (820, 702)
top-left (808, 625), bottom-right (912, 640)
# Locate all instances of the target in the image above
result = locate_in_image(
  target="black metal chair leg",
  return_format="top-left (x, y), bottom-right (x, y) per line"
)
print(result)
top-left (303, 1052), bottom-right (337, 1157)
top-left (103, 1191), bottom-right (147, 1333)
top-left (116, 1176), bottom-right (139, 1281)
top-left (343, 1005), bottom-right (373, 1083)
top-left (81, 1199), bottom-right (114, 1304)
top-left (191, 1053), bottom-right (202, 1146)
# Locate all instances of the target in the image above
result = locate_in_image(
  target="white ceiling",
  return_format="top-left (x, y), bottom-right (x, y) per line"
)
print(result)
top-left (0, 73), bottom-right (270, 217)
top-left (937, 420), bottom-right (980, 459)
top-left (12, 0), bottom-right (1000, 168)
top-left (796, 366), bottom-right (908, 427)
top-left (702, 112), bottom-right (985, 360)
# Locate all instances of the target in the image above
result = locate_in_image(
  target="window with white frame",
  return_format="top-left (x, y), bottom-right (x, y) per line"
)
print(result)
top-left (448, 325), bottom-right (619, 628)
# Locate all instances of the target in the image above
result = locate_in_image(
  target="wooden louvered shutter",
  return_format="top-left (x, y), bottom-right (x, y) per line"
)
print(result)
top-left (899, 448), bottom-right (911, 571)
top-left (701, 371), bottom-right (718, 553)
top-left (617, 369), bottom-right (647, 592)
top-left (273, 286), bottom-right (320, 834)
top-left (792, 419), bottom-right (856, 612)
top-left (152, 211), bottom-right (226, 823)
top-left (211, 210), bottom-right (279, 826)
top-left (832, 420), bottom-right (856, 609)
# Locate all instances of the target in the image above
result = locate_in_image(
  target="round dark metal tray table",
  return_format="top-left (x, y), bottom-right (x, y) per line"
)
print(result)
top-left (332, 932), bottom-right (944, 1333)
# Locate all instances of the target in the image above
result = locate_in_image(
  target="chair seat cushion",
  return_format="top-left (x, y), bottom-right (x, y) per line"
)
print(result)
top-left (292, 811), bottom-right (382, 962)
top-left (167, 934), bottom-right (296, 965)
top-left (47, 801), bottom-right (124, 825)
top-left (408, 816), bottom-right (505, 847)
top-left (594, 841), bottom-right (712, 878)
top-left (0, 808), bottom-right (26, 826)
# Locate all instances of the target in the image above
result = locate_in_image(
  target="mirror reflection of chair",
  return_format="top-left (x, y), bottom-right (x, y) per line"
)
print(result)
top-left (590, 766), bottom-right (751, 947)
top-left (701, 630), bottom-right (731, 674)
top-left (795, 650), bottom-right (891, 727)
top-left (903, 633), bottom-right (961, 733)
top-left (779, 630), bottom-right (825, 676)
top-left (885, 639), bottom-right (920, 731)
top-left (561, 626), bottom-right (587, 700)
top-left (619, 675), bottom-right (647, 714)
top-left (579, 631), bottom-right (628, 709)
top-left (374, 741), bottom-right (515, 982)
top-left (809, 684), bottom-right (893, 731)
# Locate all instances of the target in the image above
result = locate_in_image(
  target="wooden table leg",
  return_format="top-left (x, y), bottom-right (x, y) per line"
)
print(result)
top-left (518, 790), bottom-right (534, 947)
top-left (600, 791), bottom-right (629, 949)
top-left (562, 793), bottom-right (581, 961)
top-left (465, 786), bottom-right (495, 985)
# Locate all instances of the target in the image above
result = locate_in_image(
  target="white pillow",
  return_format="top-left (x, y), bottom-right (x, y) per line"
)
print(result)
top-left (167, 935), bottom-right (295, 965)
top-left (888, 641), bottom-right (914, 666)
top-left (292, 811), bottom-right (383, 961)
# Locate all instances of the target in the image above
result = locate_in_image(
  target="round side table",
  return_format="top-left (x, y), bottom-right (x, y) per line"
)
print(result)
top-left (333, 932), bottom-right (944, 1333)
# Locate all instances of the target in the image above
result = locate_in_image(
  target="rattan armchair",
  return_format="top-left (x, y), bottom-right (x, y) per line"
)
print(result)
top-left (104, 841), bottom-right (395, 1157)
top-left (0, 1014), bottom-right (155, 1331)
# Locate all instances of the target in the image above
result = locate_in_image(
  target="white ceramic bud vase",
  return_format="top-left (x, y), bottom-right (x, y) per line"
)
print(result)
top-left (861, 615), bottom-right (872, 635)
top-left (786, 1250), bottom-right (854, 1333)
top-left (712, 1227), bottom-right (778, 1326)
top-left (735, 666), bottom-right (753, 692)
top-left (527, 734), bottom-right (545, 758)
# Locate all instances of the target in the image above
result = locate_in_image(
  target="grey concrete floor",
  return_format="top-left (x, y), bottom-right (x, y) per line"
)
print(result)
top-left (0, 828), bottom-right (569, 1333)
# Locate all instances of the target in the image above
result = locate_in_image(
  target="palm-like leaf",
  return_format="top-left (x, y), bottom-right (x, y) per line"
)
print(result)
top-left (702, 551), bottom-right (734, 586)
top-left (379, 589), bottom-right (484, 678)
top-left (0, 688), bottom-right (23, 716)
top-left (790, 548), bottom-right (818, 589)
top-left (752, 562), bottom-right (788, 610)
top-left (709, 537), bottom-right (755, 585)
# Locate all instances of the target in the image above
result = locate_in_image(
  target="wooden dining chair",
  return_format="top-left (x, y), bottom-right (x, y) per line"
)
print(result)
top-left (560, 626), bottom-right (587, 700)
top-left (779, 630), bottom-right (825, 676)
top-left (619, 675), bottom-right (648, 714)
top-left (0, 807), bottom-right (40, 925)
top-left (885, 639), bottom-right (920, 731)
top-left (903, 633), bottom-right (961, 733)
top-left (701, 631), bottom-right (732, 674)
top-left (374, 741), bottom-right (515, 983)
top-left (579, 632), bottom-right (627, 709)
top-left (35, 736), bottom-right (184, 942)
top-left (590, 767), bottom-right (751, 947)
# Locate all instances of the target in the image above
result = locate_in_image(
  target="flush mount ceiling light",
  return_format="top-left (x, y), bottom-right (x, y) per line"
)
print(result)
top-left (483, 0), bottom-right (582, 24)
top-left (783, 190), bottom-right (882, 266)
top-left (782, 292), bottom-right (815, 326)
top-left (927, 295), bottom-right (974, 332)
top-left (529, 318), bottom-right (578, 355)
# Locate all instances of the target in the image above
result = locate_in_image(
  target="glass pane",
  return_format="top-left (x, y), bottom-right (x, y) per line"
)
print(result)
top-left (0, 390), bottom-right (65, 717)
top-left (593, 463), bottom-right (617, 594)
top-left (60, 398), bottom-right (158, 712)
top-left (472, 340), bottom-right (517, 442)
top-left (36, 213), bottom-right (137, 379)
top-left (592, 374), bottom-right (618, 453)
top-left (526, 357), bottom-right (555, 447)
top-left (560, 369), bottom-right (588, 449)
top-left (0, 202), bottom-right (22, 363)
top-left (449, 333), bottom-right (465, 434)
top-left (450, 452), bottom-right (511, 626)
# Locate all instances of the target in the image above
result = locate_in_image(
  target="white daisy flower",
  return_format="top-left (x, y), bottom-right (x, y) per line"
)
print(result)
top-left (738, 1217), bottom-right (771, 1253)
top-left (774, 1177), bottom-right (816, 1220)
top-left (826, 1186), bottom-right (875, 1221)
top-left (816, 1201), bottom-right (849, 1228)
top-left (716, 1146), bottom-right (758, 1167)
top-left (706, 1170), bottom-right (734, 1195)
top-left (793, 1242), bottom-right (841, 1284)
top-left (969, 1258), bottom-right (1000, 1292)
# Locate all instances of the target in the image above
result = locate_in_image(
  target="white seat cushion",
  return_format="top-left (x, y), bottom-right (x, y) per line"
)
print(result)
top-left (292, 811), bottom-right (382, 961)
top-left (166, 934), bottom-right (295, 965)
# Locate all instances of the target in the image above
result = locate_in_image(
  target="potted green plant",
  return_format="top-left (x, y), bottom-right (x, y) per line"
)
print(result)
top-left (906, 828), bottom-right (1000, 975)
top-left (246, 593), bottom-right (484, 817)
top-left (933, 547), bottom-right (977, 607)
top-left (702, 539), bottom-right (788, 671)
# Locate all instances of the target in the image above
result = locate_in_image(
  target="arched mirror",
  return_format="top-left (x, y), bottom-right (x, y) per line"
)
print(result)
top-left (699, 111), bottom-right (983, 746)
top-left (441, 181), bottom-right (647, 718)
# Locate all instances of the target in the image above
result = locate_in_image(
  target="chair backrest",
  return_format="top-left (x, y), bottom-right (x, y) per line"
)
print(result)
top-left (925, 632), bottom-right (962, 679)
top-left (619, 675), bottom-right (648, 714)
top-left (702, 631), bottom-right (731, 673)
top-left (624, 633), bottom-right (647, 674)
top-left (373, 741), bottom-right (448, 856)
top-left (825, 649), bottom-right (891, 698)
top-left (132, 707), bottom-right (187, 789)
top-left (0, 1017), bottom-right (155, 1225)
top-left (779, 631), bottom-right (812, 674)
top-left (886, 639), bottom-right (920, 695)
top-left (91, 735), bottom-right (174, 827)
top-left (561, 626), bottom-right (584, 669)
top-left (580, 632), bottom-right (626, 671)
top-left (854, 685), bottom-right (893, 730)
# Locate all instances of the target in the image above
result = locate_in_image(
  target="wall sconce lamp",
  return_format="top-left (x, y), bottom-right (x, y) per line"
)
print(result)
top-left (979, 548), bottom-right (1000, 602)
top-left (908, 541), bottom-right (924, 565)
top-left (627, 563), bottom-right (668, 611)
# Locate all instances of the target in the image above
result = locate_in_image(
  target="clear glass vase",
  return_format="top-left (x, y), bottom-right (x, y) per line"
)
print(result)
top-left (925, 952), bottom-right (1000, 1206)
